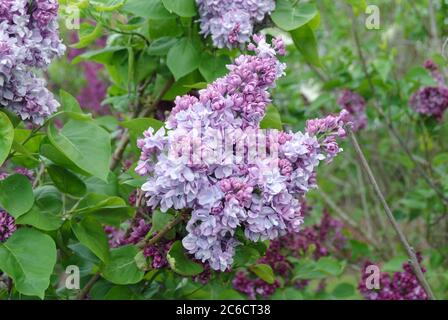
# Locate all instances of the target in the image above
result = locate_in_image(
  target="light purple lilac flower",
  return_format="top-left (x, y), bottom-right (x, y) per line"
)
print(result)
top-left (337, 89), bottom-right (367, 132)
top-left (196, 0), bottom-right (276, 49)
top-left (0, 0), bottom-right (65, 124)
top-left (137, 36), bottom-right (349, 271)
top-left (0, 210), bottom-right (16, 242)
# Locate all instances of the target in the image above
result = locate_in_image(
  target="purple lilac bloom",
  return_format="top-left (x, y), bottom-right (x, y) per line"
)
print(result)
top-left (0, 210), bottom-right (16, 242)
top-left (196, 0), bottom-right (276, 48)
top-left (0, 0), bottom-right (65, 124)
top-left (358, 254), bottom-right (428, 300)
top-left (143, 241), bottom-right (173, 269)
top-left (337, 89), bottom-right (367, 132)
top-left (409, 60), bottom-right (448, 120)
top-left (136, 36), bottom-right (349, 271)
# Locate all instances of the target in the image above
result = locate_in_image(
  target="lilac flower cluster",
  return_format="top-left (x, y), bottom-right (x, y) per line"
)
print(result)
top-left (0, 210), bottom-right (16, 242)
top-left (136, 36), bottom-right (349, 271)
top-left (105, 218), bottom-right (172, 269)
top-left (337, 90), bottom-right (367, 132)
top-left (0, 0), bottom-right (65, 124)
top-left (196, 0), bottom-right (275, 48)
top-left (233, 210), bottom-right (346, 298)
top-left (409, 60), bottom-right (448, 120)
top-left (358, 254), bottom-right (428, 300)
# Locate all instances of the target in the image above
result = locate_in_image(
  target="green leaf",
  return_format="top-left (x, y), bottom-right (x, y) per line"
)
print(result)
top-left (249, 264), bottom-right (275, 284)
top-left (102, 245), bottom-right (144, 285)
top-left (315, 257), bottom-right (346, 276)
top-left (47, 119), bottom-right (111, 181)
top-left (71, 46), bottom-right (127, 65)
top-left (148, 17), bottom-right (183, 39)
top-left (121, 117), bottom-right (163, 137)
top-left (105, 286), bottom-right (142, 300)
top-left (167, 241), bottom-right (204, 276)
top-left (16, 186), bottom-right (63, 231)
top-left (234, 246), bottom-right (261, 267)
top-left (199, 53), bottom-right (230, 82)
top-left (290, 23), bottom-right (322, 67)
top-left (260, 105), bottom-right (283, 130)
top-left (47, 165), bottom-right (87, 197)
top-left (0, 228), bottom-right (56, 299)
top-left (122, 0), bottom-right (173, 19)
top-left (292, 258), bottom-right (328, 280)
top-left (0, 174), bottom-right (34, 218)
top-left (83, 172), bottom-right (118, 196)
top-left (39, 137), bottom-right (91, 177)
top-left (162, 0), bottom-right (196, 17)
top-left (74, 193), bottom-right (134, 226)
top-left (382, 256), bottom-right (407, 273)
top-left (71, 217), bottom-right (110, 262)
top-left (71, 23), bottom-right (104, 49)
top-left (60, 90), bottom-right (82, 113)
top-left (148, 37), bottom-right (179, 56)
top-left (167, 38), bottom-right (201, 80)
top-left (271, 0), bottom-right (318, 31)
top-left (0, 111), bottom-right (14, 166)
top-left (332, 283), bottom-right (355, 298)
top-left (271, 287), bottom-right (304, 300)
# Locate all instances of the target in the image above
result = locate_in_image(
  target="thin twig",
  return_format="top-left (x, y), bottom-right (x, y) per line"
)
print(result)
top-left (349, 130), bottom-right (436, 300)
top-left (428, 0), bottom-right (441, 50)
top-left (137, 213), bottom-right (186, 248)
top-left (32, 163), bottom-right (45, 188)
top-left (75, 272), bottom-right (100, 300)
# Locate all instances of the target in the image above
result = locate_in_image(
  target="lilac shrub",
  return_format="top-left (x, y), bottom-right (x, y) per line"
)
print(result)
top-left (0, 0), bottom-right (65, 124)
top-left (409, 59), bottom-right (448, 120)
top-left (196, 0), bottom-right (275, 48)
top-left (136, 36), bottom-right (349, 272)
top-left (358, 254), bottom-right (428, 300)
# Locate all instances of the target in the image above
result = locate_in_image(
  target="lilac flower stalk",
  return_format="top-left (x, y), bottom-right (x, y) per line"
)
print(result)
top-left (196, 0), bottom-right (275, 48)
top-left (0, 0), bottom-right (65, 124)
top-left (136, 36), bottom-right (349, 271)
